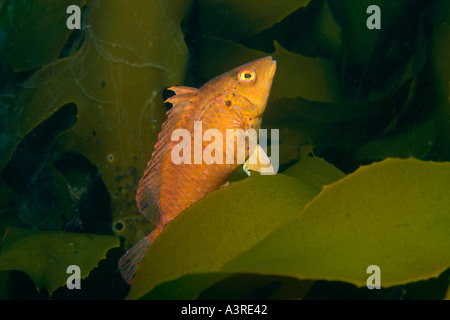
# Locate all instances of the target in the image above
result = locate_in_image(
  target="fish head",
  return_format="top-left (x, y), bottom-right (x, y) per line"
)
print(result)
top-left (230, 56), bottom-right (277, 119)
top-left (202, 56), bottom-right (277, 121)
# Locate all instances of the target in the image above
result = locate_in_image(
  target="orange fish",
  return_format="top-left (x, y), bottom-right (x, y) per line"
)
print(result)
top-left (119, 56), bottom-right (277, 284)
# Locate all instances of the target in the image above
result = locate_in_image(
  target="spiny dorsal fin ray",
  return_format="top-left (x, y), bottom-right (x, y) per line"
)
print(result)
top-left (166, 86), bottom-right (198, 97)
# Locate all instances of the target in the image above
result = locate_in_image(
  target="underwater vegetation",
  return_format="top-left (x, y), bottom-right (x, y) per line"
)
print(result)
top-left (0, 0), bottom-right (449, 300)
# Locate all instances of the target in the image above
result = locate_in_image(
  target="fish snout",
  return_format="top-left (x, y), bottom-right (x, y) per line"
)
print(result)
top-left (268, 58), bottom-right (277, 79)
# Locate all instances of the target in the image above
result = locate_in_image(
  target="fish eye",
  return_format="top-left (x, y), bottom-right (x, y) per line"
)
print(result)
top-left (238, 69), bottom-right (256, 83)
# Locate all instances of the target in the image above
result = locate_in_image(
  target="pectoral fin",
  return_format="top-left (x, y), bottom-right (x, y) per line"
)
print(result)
top-left (243, 144), bottom-right (275, 176)
top-left (220, 181), bottom-right (230, 188)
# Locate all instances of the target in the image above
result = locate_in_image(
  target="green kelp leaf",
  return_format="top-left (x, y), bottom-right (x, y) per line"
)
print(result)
top-left (300, 0), bottom-right (342, 58)
top-left (142, 272), bottom-right (311, 300)
top-left (352, 0), bottom-right (446, 164)
top-left (355, 113), bottom-right (438, 163)
top-left (0, 188), bottom-right (15, 239)
top-left (127, 174), bottom-right (319, 300)
top-left (196, 36), bottom-right (341, 102)
top-left (303, 271), bottom-right (450, 300)
top-left (262, 82), bottom-right (411, 166)
top-left (136, 153), bottom-right (344, 300)
top-left (0, 0), bottom-right (86, 71)
top-left (429, 0), bottom-right (450, 159)
top-left (141, 273), bottom-right (230, 300)
top-left (135, 272), bottom-right (313, 300)
top-left (328, 0), bottom-right (407, 65)
top-left (282, 146), bottom-right (345, 190)
top-left (224, 158), bottom-right (450, 288)
top-left (328, 0), bottom-right (424, 100)
top-left (0, 0), bottom-right (6, 12)
top-left (400, 268), bottom-right (450, 300)
top-left (3, 1), bottom-right (191, 246)
top-left (198, 0), bottom-right (312, 40)
top-left (446, 281), bottom-right (450, 300)
top-left (0, 270), bottom-right (10, 299)
top-left (196, 274), bottom-right (314, 300)
top-left (272, 0), bottom-right (342, 60)
top-left (0, 227), bottom-right (120, 294)
top-left (1, 103), bottom-right (79, 230)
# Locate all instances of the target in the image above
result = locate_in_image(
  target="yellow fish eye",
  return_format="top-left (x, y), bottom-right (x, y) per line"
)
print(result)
top-left (238, 69), bottom-right (256, 83)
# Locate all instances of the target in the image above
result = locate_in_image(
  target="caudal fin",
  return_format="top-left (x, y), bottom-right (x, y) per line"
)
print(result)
top-left (118, 225), bottom-right (164, 284)
top-left (118, 236), bottom-right (151, 284)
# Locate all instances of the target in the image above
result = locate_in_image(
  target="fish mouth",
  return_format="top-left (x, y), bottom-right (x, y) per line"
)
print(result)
top-left (268, 58), bottom-right (277, 79)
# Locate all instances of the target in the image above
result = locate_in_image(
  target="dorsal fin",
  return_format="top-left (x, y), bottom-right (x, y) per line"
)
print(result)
top-left (164, 86), bottom-right (198, 110)
top-left (136, 86), bottom-right (198, 226)
top-left (166, 86), bottom-right (198, 96)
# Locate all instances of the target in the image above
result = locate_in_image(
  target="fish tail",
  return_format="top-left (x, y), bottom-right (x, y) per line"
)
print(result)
top-left (118, 226), bottom-right (162, 284)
